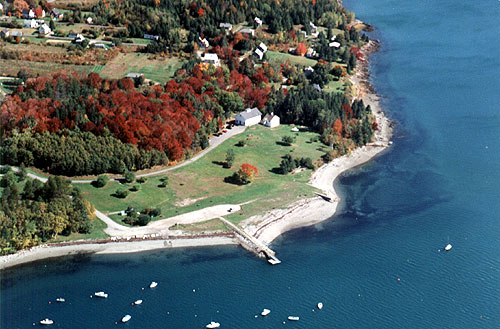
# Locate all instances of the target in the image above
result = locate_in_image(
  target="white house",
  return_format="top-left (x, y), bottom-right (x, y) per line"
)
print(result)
top-left (24, 19), bottom-right (39, 28)
top-left (38, 23), bottom-right (51, 35)
top-left (254, 17), bottom-right (262, 27)
top-left (235, 108), bottom-right (262, 126)
top-left (253, 42), bottom-right (268, 60)
top-left (219, 22), bottom-right (232, 30)
top-left (201, 53), bottom-right (220, 67)
top-left (309, 22), bottom-right (317, 34)
top-left (0, 3), bottom-right (4, 13)
top-left (304, 66), bottom-right (314, 77)
top-left (144, 34), bottom-right (160, 41)
top-left (260, 113), bottom-right (280, 128)
top-left (239, 28), bottom-right (255, 37)
top-left (329, 41), bottom-right (340, 48)
top-left (198, 36), bottom-right (209, 48)
top-left (86, 17), bottom-right (93, 24)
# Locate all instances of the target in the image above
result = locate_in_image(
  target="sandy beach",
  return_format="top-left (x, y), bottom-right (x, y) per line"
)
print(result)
top-left (0, 41), bottom-right (392, 270)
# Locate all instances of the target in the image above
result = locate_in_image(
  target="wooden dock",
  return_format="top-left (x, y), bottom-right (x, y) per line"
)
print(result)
top-left (218, 217), bottom-right (281, 265)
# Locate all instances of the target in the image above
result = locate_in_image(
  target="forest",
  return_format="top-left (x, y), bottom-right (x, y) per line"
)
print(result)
top-left (0, 170), bottom-right (95, 255)
top-left (91, 0), bottom-right (348, 44)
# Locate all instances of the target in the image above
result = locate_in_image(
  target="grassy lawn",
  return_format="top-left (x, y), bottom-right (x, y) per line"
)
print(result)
top-left (323, 79), bottom-right (346, 93)
top-left (100, 53), bottom-right (183, 83)
top-left (266, 51), bottom-right (318, 67)
top-left (79, 124), bottom-right (327, 225)
top-left (169, 219), bottom-right (230, 233)
top-left (52, 217), bottom-right (109, 242)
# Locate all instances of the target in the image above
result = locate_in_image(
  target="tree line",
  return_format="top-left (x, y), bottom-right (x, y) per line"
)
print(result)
top-left (0, 171), bottom-right (95, 255)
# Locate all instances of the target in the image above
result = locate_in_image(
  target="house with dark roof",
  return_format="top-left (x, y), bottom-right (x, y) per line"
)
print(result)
top-left (235, 108), bottom-right (262, 126)
top-left (50, 8), bottom-right (64, 20)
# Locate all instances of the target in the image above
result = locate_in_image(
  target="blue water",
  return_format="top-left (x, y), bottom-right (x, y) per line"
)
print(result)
top-left (3, 0), bottom-right (500, 327)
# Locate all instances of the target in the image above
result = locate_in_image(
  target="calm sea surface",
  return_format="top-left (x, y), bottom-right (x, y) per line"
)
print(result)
top-left (2, 0), bottom-right (500, 327)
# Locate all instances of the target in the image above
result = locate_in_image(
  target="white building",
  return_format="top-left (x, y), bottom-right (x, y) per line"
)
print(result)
top-left (260, 113), bottom-right (280, 128)
top-left (309, 22), bottom-right (317, 34)
top-left (24, 19), bottom-right (39, 28)
top-left (38, 23), bottom-right (51, 35)
top-left (239, 28), bottom-right (255, 37)
top-left (198, 37), bottom-right (209, 48)
top-left (253, 42), bottom-right (268, 60)
top-left (219, 22), bottom-right (232, 30)
top-left (235, 108), bottom-right (262, 126)
top-left (201, 53), bottom-right (220, 67)
top-left (254, 17), bottom-right (262, 27)
top-left (329, 41), bottom-right (340, 48)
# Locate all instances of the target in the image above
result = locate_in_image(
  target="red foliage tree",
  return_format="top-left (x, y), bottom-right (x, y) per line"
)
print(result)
top-left (296, 43), bottom-right (307, 56)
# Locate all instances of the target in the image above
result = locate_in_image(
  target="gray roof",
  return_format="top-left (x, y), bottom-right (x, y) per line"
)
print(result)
top-left (237, 107), bottom-right (262, 120)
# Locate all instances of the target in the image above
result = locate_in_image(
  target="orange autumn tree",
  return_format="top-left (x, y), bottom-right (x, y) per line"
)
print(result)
top-left (296, 42), bottom-right (307, 56)
top-left (226, 163), bottom-right (258, 185)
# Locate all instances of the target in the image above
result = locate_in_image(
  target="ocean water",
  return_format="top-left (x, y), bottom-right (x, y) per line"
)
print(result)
top-left (2, 0), bottom-right (500, 327)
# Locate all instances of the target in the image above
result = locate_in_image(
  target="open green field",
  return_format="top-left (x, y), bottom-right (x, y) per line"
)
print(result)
top-left (266, 51), bottom-right (318, 67)
top-left (324, 78), bottom-right (346, 93)
top-left (100, 53), bottom-right (183, 83)
top-left (79, 124), bottom-right (328, 225)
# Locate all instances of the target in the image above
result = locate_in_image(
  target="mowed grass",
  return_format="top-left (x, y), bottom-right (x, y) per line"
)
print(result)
top-left (266, 51), bottom-right (318, 67)
top-left (100, 53), bottom-right (183, 83)
top-left (79, 125), bottom-right (327, 225)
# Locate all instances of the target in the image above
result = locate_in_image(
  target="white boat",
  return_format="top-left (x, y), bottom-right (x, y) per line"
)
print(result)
top-left (121, 314), bottom-right (131, 323)
top-left (317, 302), bottom-right (323, 310)
top-left (56, 298), bottom-right (65, 302)
top-left (261, 308), bottom-right (271, 316)
top-left (445, 244), bottom-right (452, 251)
top-left (149, 281), bottom-right (158, 288)
top-left (134, 299), bottom-right (143, 305)
top-left (206, 321), bottom-right (220, 328)
top-left (94, 291), bottom-right (108, 298)
top-left (288, 316), bottom-right (300, 321)
top-left (40, 318), bottom-right (54, 325)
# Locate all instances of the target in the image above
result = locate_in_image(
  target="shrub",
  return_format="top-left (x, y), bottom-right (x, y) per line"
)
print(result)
top-left (281, 136), bottom-right (294, 146)
top-left (130, 185), bottom-right (140, 192)
top-left (95, 175), bottom-right (109, 187)
top-left (124, 170), bottom-right (135, 183)
top-left (236, 140), bottom-right (246, 147)
top-left (115, 189), bottom-right (129, 198)
top-left (137, 214), bottom-right (151, 226)
top-left (136, 177), bottom-right (147, 184)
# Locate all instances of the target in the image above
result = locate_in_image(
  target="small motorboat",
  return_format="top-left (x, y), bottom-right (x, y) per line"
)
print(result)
top-left (261, 308), bottom-right (271, 316)
top-left (121, 314), bottom-right (131, 323)
top-left (134, 299), bottom-right (143, 305)
top-left (317, 302), bottom-right (323, 310)
top-left (149, 281), bottom-right (158, 288)
top-left (206, 321), bottom-right (220, 328)
top-left (40, 318), bottom-right (54, 325)
top-left (94, 291), bottom-right (108, 298)
top-left (268, 258), bottom-right (281, 265)
top-left (56, 298), bottom-right (65, 302)
top-left (445, 244), bottom-right (452, 251)
top-left (288, 316), bottom-right (300, 321)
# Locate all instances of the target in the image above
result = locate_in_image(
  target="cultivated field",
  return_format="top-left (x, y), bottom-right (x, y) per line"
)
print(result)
top-left (99, 53), bottom-right (183, 83)
top-left (0, 59), bottom-right (97, 76)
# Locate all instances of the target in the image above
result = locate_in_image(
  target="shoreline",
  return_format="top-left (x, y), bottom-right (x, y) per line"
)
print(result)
top-left (0, 40), bottom-right (393, 270)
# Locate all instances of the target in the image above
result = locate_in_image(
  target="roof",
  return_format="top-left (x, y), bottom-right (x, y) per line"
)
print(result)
top-left (237, 107), bottom-right (262, 120)
top-left (254, 48), bottom-right (263, 59)
top-left (126, 73), bottom-right (144, 78)
top-left (239, 28), bottom-right (254, 34)
top-left (257, 42), bottom-right (267, 53)
top-left (219, 22), bottom-right (232, 29)
top-left (262, 113), bottom-right (278, 121)
top-left (329, 42), bottom-right (340, 48)
top-left (51, 8), bottom-right (61, 15)
top-left (203, 53), bottom-right (219, 61)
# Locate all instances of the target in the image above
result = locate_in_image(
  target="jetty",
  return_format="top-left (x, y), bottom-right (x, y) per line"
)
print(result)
top-left (218, 217), bottom-right (281, 265)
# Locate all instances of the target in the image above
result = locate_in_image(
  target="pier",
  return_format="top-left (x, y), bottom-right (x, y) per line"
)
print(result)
top-left (218, 217), bottom-right (281, 265)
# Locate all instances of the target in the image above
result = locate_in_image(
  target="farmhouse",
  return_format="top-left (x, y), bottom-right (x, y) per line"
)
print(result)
top-left (50, 9), bottom-right (64, 20)
top-left (24, 19), bottom-right (38, 28)
top-left (39, 24), bottom-right (51, 36)
top-left (235, 108), bottom-right (262, 126)
top-left (0, 29), bottom-right (9, 39)
top-left (253, 42), bottom-right (268, 60)
top-left (260, 113), bottom-right (280, 128)
top-left (201, 53), bottom-right (220, 67)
